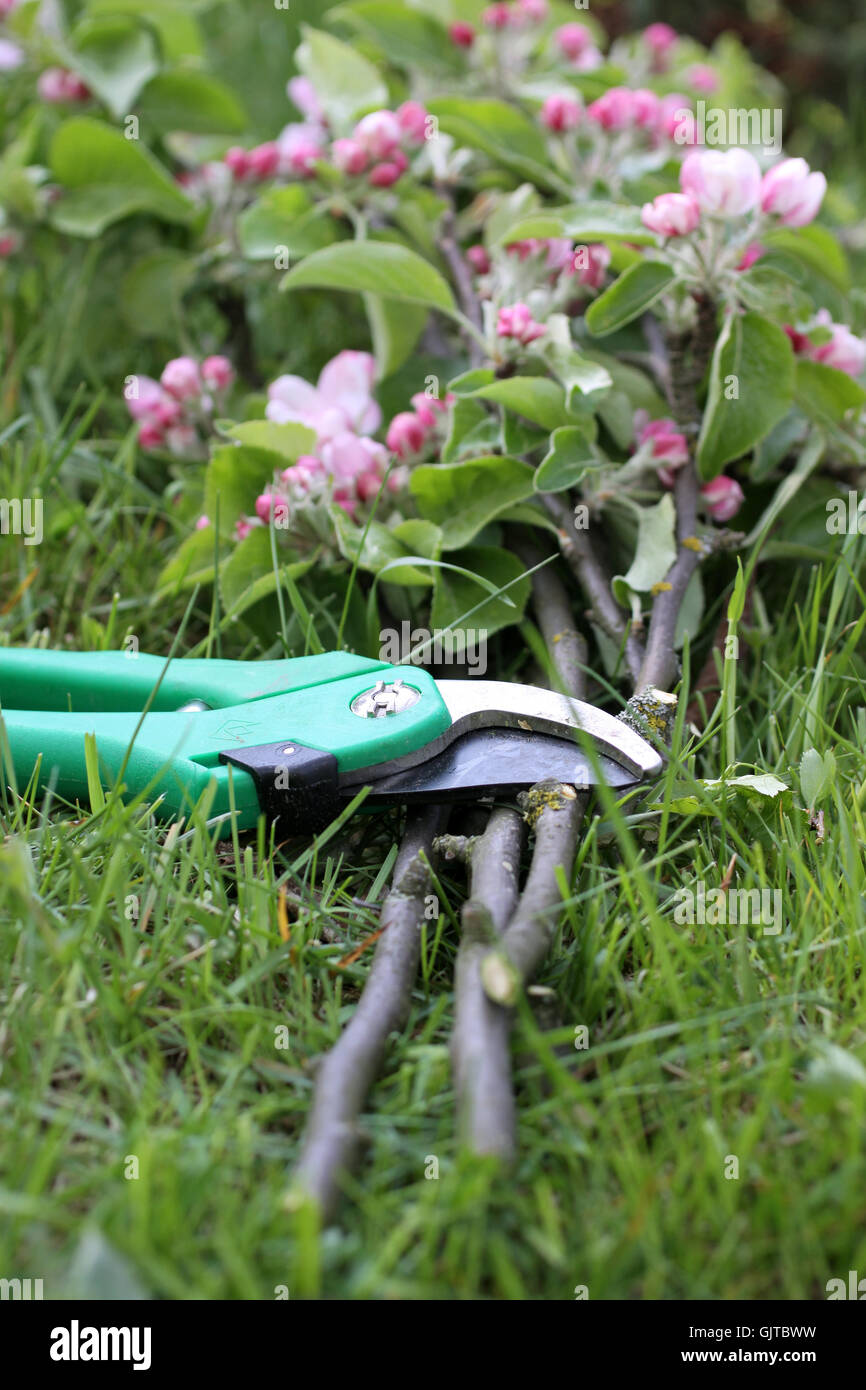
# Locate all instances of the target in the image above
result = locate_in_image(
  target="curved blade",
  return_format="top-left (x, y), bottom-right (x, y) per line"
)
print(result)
top-left (352, 728), bottom-right (638, 806)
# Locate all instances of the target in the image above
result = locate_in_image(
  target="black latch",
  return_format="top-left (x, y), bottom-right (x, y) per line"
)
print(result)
top-left (220, 741), bottom-right (341, 834)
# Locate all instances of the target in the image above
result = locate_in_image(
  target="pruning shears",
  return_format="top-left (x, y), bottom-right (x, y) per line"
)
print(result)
top-left (0, 649), bottom-right (663, 834)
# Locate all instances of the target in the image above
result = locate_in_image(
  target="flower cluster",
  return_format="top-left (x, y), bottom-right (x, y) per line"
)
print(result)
top-left (541, 84), bottom-right (696, 145)
top-left (641, 151), bottom-right (827, 237)
top-left (633, 414), bottom-right (744, 521)
top-left (387, 393), bottom-right (453, 461)
top-left (37, 68), bottom-right (91, 104)
top-left (785, 312), bottom-right (866, 378)
top-left (126, 356), bottom-right (234, 456)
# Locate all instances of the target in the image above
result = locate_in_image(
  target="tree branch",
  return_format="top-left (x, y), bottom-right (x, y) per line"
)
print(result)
top-left (436, 185), bottom-right (485, 367)
top-left (289, 804), bottom-right (448, 1220)
top-left (512, 532), bottom-right (588, 700)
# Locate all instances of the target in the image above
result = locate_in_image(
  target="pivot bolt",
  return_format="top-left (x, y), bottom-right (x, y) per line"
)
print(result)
top-left (351, 679), bottom-right (422, 719)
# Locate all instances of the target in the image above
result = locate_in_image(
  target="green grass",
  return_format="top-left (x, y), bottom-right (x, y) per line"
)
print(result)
top-left (2, 420), bottom-right (866, 1301)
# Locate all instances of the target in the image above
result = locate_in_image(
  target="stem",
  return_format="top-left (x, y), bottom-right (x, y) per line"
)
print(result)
top-left (289, 804), bottom-right (448, 1219)
top-left (436, 185), bottom-right (486, 368)
top-left (451, 807), bottom-right (525, 1156)
top-left (512, 532), bottom-right (587, 700)
top-left (637, 462), bottom-right (702, 692)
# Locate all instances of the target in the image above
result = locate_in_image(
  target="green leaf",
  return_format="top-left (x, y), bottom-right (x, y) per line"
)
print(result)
top-left (329, 1), bottom-right (461, 72)
top-left (697, 312), bottom-right (795, 479)
top-left (799, 747), bottom-right (836, 808)
top-left (466, 376), bottom-right (569, 431)
top-left (156, 526), bottom-right (220, 596)
top-left (543, 343), bottom-right (612, 411)
top-left (497, 200), bottom-right (658, 248)
top-left (428, 97), bottom-right (555, 186)
top-left (67, 17), bottom-right (160, 118)
top-left (224, 421), bottom-right (316, 460)
top-left (431, 546), bottom-right (531, 640)
top-left (120, 249), bottom-right (196, 336)
top-left (586, 260), bottom-right (676, 338)
top-left (613, 495), bottom-right (676, 602)
top-left (365, 293), bottom-right (428, 377)
top-left (763, 224), bottom-right (850, 293)
top-left (238, 186), bottom-right (339, 262)
top-left (219, 527), bottom-right (314, 618)
top-left (795, 359), bottom-right (866, 425)
top-left (204, 445), bottom-right (280, 535)
top-left (49, 117), bottom-right (193, 235)
top-left (86, 0), bottom-right (204, 60)
top-left (534, 428), bottom-right (598, 492)
top-left (281, 240), bottom-right (457, 315)
top-left (410, 455), bottom-right (535, 549)
top-left (136, 71), bottom-right (247, 135)
top-left (332, 512), bottom-right (434, 585)
top-left (295, 26), bottom-right (387, 129)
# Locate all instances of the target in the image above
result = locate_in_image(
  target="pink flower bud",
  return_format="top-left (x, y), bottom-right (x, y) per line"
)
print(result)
top-left (284, 131), bottom-right (324, 176)
top-left (466, 244), bottom-right (491, 274)
top-left (138, 421), bottom-right (165, 450)
top-left (411, 392), bottom-right (450, 429)
top-left (125, 377), bottom-right (170, 422)
top-left (354, 109), bottom-right (402, 161)
top-left (386, 411), bottom-right (429, 458)
top-left (287, 76), bottom-right (325, 126)
top-left (587, 87), bottom-right (636, 131)
top-left (497, 302), bottom-right (546, 346)
top-left (0, 232), bottom-right (19, 256)
top-left (643, 23), bottom-right (678, 69)
top-left (201, 356), bottom-right (234, 393)
top-left (224, 146), bottom-right (251, 180)
top-left (631, 88), bottom-right (661, 129)
top-left (541, 93), bottom-right (582, 133)
top-left (235, 517), bottom-right (254, 542)
top-left (332, 488), bottom-right (358, 519)
top-left (195, 515), bottom-right (211, 531)
top-left (736, 243), bottom-right (764, 272)
top-left (483, 3), bottom-right (513, 29)
top-left (369, 156), bottom-right (407, 188)
top-left (161, 357), bottom-right (202, 401)
top-left (331, 137), bottom-right (369, 176)
top-left (397, 100), bottom-right (429, 145)
top-left (517, 0), bottom-right (548, 20)
top-left (641, 191), bottom-right (700, 237)
top-left (760, 157), bottom-right (827, 228)
top-left (638, 417), bottom-right (690, 470)
top-left (38, 67), bottom-right (89, 104)
top-left (255, 491), bottom-right (290, 526)
top-left (356, 469), bottom-right (385, 502)
top-left (658, 94), bottom-right (696, 142)
top-left (701, 475), bottom-right (744, 522)
top-left (554, 23), bottom-right (593, 61)
top-left (571, 243), bottom-right (611, 289)
top-left (783, 325), bottom-right (811, 356)
top-left (687, 64), bottom-right (719, 94)
top-left (680, 148), bottom-right (761, 217)
top-left (247, 143), bottom-right (280, 180)
top-left (811, 323), bottom-right (866, 378)
top-left (449, 21), bottom-right (476, 48)
top-left (165, 425), bottom-right (199, 457)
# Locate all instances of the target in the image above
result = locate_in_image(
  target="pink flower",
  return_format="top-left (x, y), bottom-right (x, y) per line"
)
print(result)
top-left (354, 109), bottom-right (402, 161)
top-left (267, 350), bottom-right (381, 439)
top-left (760, 157), bottom-right (827, 228)
top-left (687, 64), bottom-right (718, 94)
top-left (518, 0), bottom-right (548, 19)
top-left (255, 491), bottom-right (290, 526)
top-left (555, 23), bottom-right (593, 61)
top-left (195, 515), bottom-right (211, 531)
top-left (467, 245), bottom-right (491, 274)
top-left (483, 3), bottom-right (513, 29)
top-left (701, 475), bottom-right (744, 522)
top-left (571, 243), bottom-right (611, 289)
top-left (736, 243), bottom-right (764, 272)
top-left (369, 154), bottom-right (408, 187)
top-left (125, 377), bottom-right (169, 423)
top-left (386, 412), bottom-right (429, 459)
top-left (322, 433), bottom-right (388, 486)
top-left (0, 231), bottom-right (19, 256)
top-left (247, 143), bottom-right (280, 180)
top-left (277, 124), bottom-right (325, 176)
top-left (658, 94), bottom-right (695, 142)
top-left (643, 23), bottom-right (678, 69)
top-left (680, 148), bottom-right (761, 217)
top-left (235, 517), bottom-right (255, 542)
top-left (638, 416), bottom-right (690, 472)
top-left (287, 77), bottom-right (326, 126)
top-left (0, 38), bottom-right (23, 71)
top-left (165, 425), bottom-right (199, 457)
top-left (810, 321), bottom-right (866, 378)
top-left (332, 137), bottom-right (369, 176)
top-left (497, 302), bottom-right (546, 345)
top-left (397, 101), bottom-right (429, 145)
top-left (161, 357), bottom-right (201, 401)
top-left (201, 356), bottom-right (234, 393)
top-left (783, 325), bottom-right (812, 356)
top-left (224, 146), bottom-right (251, 180)
top-left (449, 21), bottom-right (476, 48)
top-left (631, 88), bottom-right (661, 129)
top-left (138, 422), bottom-right (165, 451)
top-left (587, 87), bottom-right (636, 131)
top-left (641, 191), bottom-right (700, 237)
top-left (541, 93), bottom-right (582, 133)
top-left (411, 391), bottom-right (452, 429)
top-left (38, 68), bottom-right (90, 103)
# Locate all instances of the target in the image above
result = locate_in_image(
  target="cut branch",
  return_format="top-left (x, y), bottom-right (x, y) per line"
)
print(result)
top-left (637, 461), bottom-right (702, 692)
top-left (289, 804), bottom-right (448, 1219)
top-left (512, 532), bottom-right (588, 700)
top-left (451, 806), bottom-right (525, 1156)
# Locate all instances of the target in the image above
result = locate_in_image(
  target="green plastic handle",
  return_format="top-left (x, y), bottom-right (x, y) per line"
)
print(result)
top-left (0, 649), bottom-right (452, 833)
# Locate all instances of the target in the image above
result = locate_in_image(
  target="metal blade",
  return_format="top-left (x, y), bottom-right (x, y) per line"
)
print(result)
top-left (349, 727), bottom-right (638, 806)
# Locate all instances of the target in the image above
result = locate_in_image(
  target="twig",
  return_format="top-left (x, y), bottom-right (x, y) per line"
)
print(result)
top-left (512, 533), bottom-right (588, 699)
top-left (451, 806), bottom-right (525, 1156)
top-left (481, 783), bottom-right (586, 1007)
top-left (541, 493), bottom-right (645, 686)
top-left (636, 462), bottom-right (702, 692)
top-left (436, 185), bottom-right (485, 367)
top-left (289, 804), bottom-right (448, 1219)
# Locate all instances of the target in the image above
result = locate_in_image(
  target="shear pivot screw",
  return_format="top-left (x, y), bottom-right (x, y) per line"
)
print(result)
top-left (351, 680), bottom-right (422, 719)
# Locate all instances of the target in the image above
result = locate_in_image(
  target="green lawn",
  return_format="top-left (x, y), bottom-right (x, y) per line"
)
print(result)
top-left (2, 420), bottom-right (865, 1301)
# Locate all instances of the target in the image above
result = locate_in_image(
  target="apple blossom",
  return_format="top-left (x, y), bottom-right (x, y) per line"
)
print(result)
top-left (224, 146), bottom-right (251, 180)
top-left (554, 23), bottom-right (593, 61)
top-left (369, 154), bottom-right (408, 187)
top-left (571, 244), bottom-right (611, 290)
top-left (680, 147), bottom-right (762, 217)
top-left (246, 143), bottom-right (280, 180)
top-left (161, 357), bottom-right (202, 401)
top-left (201, 357), bottom-right (234, 393)
top-left (411, 392), bottom-right (452, 429)
top-left (688, 64), bottom-right (719, 94)
top-left (760, 157), bottom-right (827, 228)
top-left (643, 23), bottom-right (678, 70)
top-left (811, 321), bottom-right (866, 377)
top-left (541, 94), bottom-right (581, 133)
top-left (287, 77), bottom-right (326, 127)
top-left (587, 88), bottom-right (635, 131)
top-left (0, 38), bottom-right (23, 70)
top-left (637, 417), bottom-right (690, 471)
top-left (278, 125), bottom-right (325, 176)
top-left (355, 110), bottom-right (403, 161)
top-left (701, 475), bottom-right (744, 522)
top-left (397, 101), bottom-right (429, 145)
top-left (138, 422), bottom-right (165, 451)
top-left (332, 138), bottom-right (368, 176)
top-left (497, 303), bottom-right (546, 345)
top-left (632, 89), bottom-right (662, 129)
top-left (38, 68), bottom-right (91, 103)
top-left (658, 94), bottom-right (696, 142)
top-left (518, 0), bottom-right (548, 19)
top-left (483, 3), bottom-right (513, 30)
top-left (386, 412), bottom-right (429, 458)
top-left (466, 245), bottom-right (491, 274)
top-left (641, 191), bottom-right (700, 237)
top-left (195, 515), bottom-right (211, 531)
top-left (449, 21), bottom-right (476, 48)
top-left (737, 243), bottom-right (765, 272)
